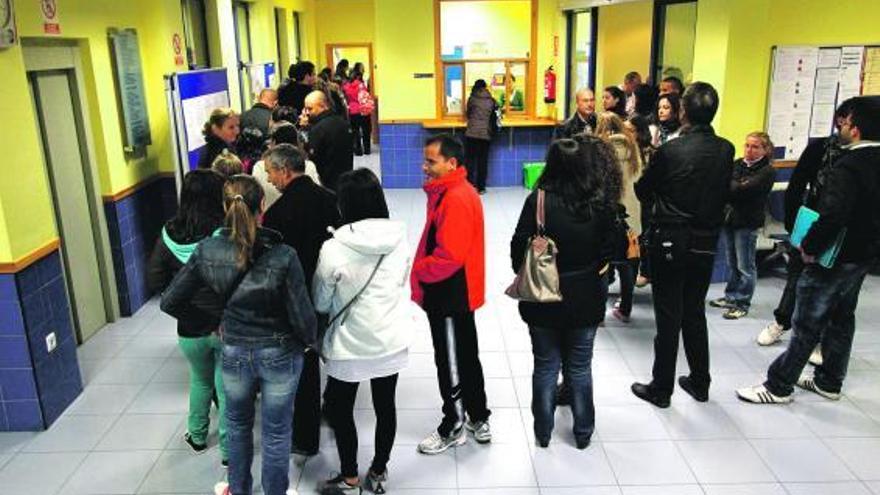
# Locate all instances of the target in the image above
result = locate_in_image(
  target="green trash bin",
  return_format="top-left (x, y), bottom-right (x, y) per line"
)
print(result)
top-left (523, 161), bottom-right (545, 190)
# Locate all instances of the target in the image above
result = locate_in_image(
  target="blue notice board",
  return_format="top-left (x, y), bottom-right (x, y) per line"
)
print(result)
top-left (169, 68), bottom-right (231, 172)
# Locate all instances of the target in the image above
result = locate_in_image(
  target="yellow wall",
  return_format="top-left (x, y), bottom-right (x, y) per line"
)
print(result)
top-left (315, 0), bottom-right (375, 71)
top-left (595, 0), bottom-right (653, 91)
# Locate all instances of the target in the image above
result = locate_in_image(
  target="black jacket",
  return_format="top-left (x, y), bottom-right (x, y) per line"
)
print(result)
top-left (160, 227), bottom-right (317, 350)
top-left (306, 111), bottom-right (353, 191)
top-left (553, 112), bottom-right (596, 140)
top-left (802, 144), bottom-right (880, 264)
top-left (198, 134), bottom-right (234, 169)
top-left (277, 81), bottom-right (312, 114)
top-left (635, 124), bottom-right (734, 248)
top-left (726, 156), bottom-right (777, 230)
top-left (262, 175), bottom-right (341, 289)
top-left (783, 136), bottom-right (846, 232)
top-left (510, 190), bottom-right (614, 328)
top-left (240, 102), bottom-right (273, 138)
top-left (147, 226), bottom-right (223, 338)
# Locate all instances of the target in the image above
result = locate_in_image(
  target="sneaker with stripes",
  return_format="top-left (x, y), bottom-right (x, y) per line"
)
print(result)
top-left (736, 384), bottom-right (793, 404)
top-left (797, 377), bottom-right (841, 400)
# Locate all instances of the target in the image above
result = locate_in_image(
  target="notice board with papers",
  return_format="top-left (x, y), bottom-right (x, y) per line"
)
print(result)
top-left (766, 44), bottom-right (880, 160)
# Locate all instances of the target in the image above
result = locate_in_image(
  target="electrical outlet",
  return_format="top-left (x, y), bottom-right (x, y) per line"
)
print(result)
top-left (45, 332), bottom-right (57, 353)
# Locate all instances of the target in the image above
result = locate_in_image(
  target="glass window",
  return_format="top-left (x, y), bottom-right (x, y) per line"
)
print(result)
top-left (181, 0), bottom-right (210, 69)
top-left (233, 2), bottom-right (252, 63)
top-left (292, 12), bottom-right (302, 64)
top-left (438, 0), bottom-right (533, 117)
top-left (567, 10), bottom-right (593, 116)
top-left (653, 0), bottom-right (698, 85)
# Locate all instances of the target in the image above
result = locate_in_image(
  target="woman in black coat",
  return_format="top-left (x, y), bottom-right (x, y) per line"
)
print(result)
top-left (510, 135), bottom-right (621, 449)
top-left (198, 108), bottom-right (240, 169)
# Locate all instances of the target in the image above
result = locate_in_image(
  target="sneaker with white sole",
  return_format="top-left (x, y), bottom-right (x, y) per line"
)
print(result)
top-left (214, 482), bottom-right (229, 495)
top-left (736, 384), bottom-right (793, 404)
top-left (182, 432), bottom-right (207, 454)
top-left (709, 297), bottom-right (734, 308)
top-left (319, 474), bottom-right (360, 494)
top-left (364, 469), bottom-right (387, 494)
top-left (417, 427), bottom-right (466, 455)
top-left (465, 419), bottom-right (492, 443)
top-left (797, 376), bottom-right (841, 400)
top-left (723, 307), bottom-right (749, 320)
top-left (809, 345), bottom-right (824, 366)
top-left (757, 322), bottom-right (787, 346)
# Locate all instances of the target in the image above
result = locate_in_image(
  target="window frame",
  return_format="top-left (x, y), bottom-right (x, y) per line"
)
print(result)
top-left (563, 7), bottom-right (598, 119)
top-left (180, 0), bottom-right (211, 69)
top-left (649, 0), bottom-right (698, 85)
top-left (433, 0), bottom-right (538, 119)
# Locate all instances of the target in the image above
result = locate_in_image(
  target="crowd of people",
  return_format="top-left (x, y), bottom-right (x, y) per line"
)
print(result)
top-left (148, 60), bottom-right (880, 495)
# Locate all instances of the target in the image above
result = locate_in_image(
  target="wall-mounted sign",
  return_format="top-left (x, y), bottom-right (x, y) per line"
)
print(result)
top-left (109, 28), bottom-right (152, 151)
top-left (172, 33), bottom-right (185, 66)
top-left (0, 0), bottom-right (17, 47)
top-left (413, 73), bottom-right (434, 79)
top-left (41, 0), bottom-right (60, 35)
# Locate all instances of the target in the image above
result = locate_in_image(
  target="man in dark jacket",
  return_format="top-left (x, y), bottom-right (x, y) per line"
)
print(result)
top-left (632, 82), bottom-right (735, 407)
top-left (277, 61), bottom-right (316, 115)
top-left (709, 132), bottom-right (777, 319)
top-left (239, 88), bottom-right (277, 138)
top-left (553, 87), bottom-right (597, 140)
top-left (262, 143), bottom-right (341, 456)
top-left (301, 90), bottom-right (353, 191)
top-left (738, 96), bottom-right (880, 404)
top-left (756, 100), bottom-right (852, 347)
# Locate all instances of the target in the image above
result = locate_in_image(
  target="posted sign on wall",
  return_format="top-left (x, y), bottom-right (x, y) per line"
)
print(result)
top-left (109, 28), bottom-right (152, 150)
top-left (41, 0), bottom-right (60, 34)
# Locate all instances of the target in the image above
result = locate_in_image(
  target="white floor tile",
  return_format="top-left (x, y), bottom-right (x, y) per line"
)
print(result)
top-left (619, 485), bottom-right (703, 495)
top-left (701, 484), bottom-right (786, 495)
top-left (0, 452), bottom-right (86, 494)
top-left (96, 414), bottom-right (184, 451)
top-left (595, 405), bottom-right (670, 441)
top-left (676, 439), bottom-right (775, 483)
top-left (603, 441), bottom-right (696, 485)
top-left (66, 384), bottom-right (144, 415)
top-left (791, 399), bottom-right (880, 437)
top-left (138, 449), bottom-right (227, 494)
top-left (531, 442), bottom-right (616, 486)
top-left (751, 438), bottom-right (855, 482)
top-left (655, 402), bottom-right (742, 440)
top-left (456, 441), bottom-right (537, 488)
top-left (784, 481), bottom-right (873, 495)
top-left (824, 437), bottom-right (880, 480)
top-left (91, 357), bottom-right (166, 385)
top-left (22, 414), bottom-right (117, 453)
top-left (62, 450), bottom-right (161, 494)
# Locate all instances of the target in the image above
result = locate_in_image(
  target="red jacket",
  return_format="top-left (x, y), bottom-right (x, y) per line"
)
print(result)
top-left (411, 166), bottom-right (485, 313)
top-left (343, 80), bottom-right (366, 116)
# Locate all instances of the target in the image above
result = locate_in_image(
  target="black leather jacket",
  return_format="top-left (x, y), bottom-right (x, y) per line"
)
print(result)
top-left (160, 227), bottom-right (317, 350)
top-left (636, 124), bottom-right (735, 241)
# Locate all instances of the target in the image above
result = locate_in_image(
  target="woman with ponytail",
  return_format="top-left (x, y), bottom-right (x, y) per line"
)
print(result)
top-left (161, 175), bottom-right (317, 495)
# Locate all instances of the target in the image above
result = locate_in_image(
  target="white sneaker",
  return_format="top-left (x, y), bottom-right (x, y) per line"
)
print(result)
top-left (465, 419), bottom-right (492, 443)
top-left (417, 428), bottom-right (466, 455)
top-left (797, 376), bottom-right (841, 400)
top-left (757, 322), bottom-right (786, 346)
top-left (736, 384), bottom-right (793, 404)
top-left (286, 490), bottom-right (298, 495)
top-left (213, 481), bottom-right (229, 495)
top-left (809, 345), bottom-right (824, 366)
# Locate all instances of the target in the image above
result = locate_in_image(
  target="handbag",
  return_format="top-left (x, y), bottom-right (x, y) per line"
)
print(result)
top-left (319, 254), bottom-right (386, 357)
top-left (505, 189), bottom-right (563, 302)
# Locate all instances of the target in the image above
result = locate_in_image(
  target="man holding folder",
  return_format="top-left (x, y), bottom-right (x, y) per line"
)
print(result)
top-left (738, 96), bottom-right (880, 404)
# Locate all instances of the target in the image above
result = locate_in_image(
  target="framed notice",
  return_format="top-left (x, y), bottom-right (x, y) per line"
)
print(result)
top-left (109, 28), bottom-right (152, 150)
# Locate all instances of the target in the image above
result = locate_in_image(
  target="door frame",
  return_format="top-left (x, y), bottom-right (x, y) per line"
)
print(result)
top-left (325, 42), bottom-right (376, 93)
top-left (22, 40), bottom-right (120, 338)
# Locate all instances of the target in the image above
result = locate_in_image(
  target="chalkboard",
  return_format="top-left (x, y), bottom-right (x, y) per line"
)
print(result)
top-left (109, 28), bottom-right (152, 150)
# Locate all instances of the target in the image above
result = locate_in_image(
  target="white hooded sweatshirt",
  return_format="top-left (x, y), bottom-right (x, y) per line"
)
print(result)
top-left (312, 218), bottom-right (412, 380)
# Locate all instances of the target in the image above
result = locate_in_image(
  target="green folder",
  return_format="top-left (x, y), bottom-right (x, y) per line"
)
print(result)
top-left (790, 206), bottom-right (846, 269)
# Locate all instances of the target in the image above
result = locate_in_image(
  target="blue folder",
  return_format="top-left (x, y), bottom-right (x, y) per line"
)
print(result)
top-left (789, 206), bottom-right (846, 269)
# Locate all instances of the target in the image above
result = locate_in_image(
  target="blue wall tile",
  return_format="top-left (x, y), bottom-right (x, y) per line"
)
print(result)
top-left (5, 400), bottom-right (43, 431)
top-left (0, 301), bottom-right (24, 336)
top-left (0, 369), bottom-right (38, 401)
top-left (0, 275), bottom-right (17, 301)
top-left (0, 336), bottom-right (34, 369)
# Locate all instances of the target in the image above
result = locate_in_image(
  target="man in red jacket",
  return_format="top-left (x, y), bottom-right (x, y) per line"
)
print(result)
top-left (413, 134), bottom-right (491, 455)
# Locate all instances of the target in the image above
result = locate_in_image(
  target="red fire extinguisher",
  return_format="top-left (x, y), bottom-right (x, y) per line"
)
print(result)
top-left (544, 66), bottom-right (557, 104)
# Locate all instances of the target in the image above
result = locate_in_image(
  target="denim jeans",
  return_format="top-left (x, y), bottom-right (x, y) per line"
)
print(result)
top-left (529, 326), bottom-right (597, 443)
top-left (722, 227), bottom-right (758, 309)
top-left (773, 245), bottom-right (805, 329)
top-left (222, 344), bottom-right (304, 495)
top-left (765, 262), bottom-right (869, 396)
top-left (613, 259), bottom-right (638, 316)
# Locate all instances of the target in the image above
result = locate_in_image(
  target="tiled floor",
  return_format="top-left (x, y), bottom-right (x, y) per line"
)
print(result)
top-left (3, 171), bottom-right (880, 494)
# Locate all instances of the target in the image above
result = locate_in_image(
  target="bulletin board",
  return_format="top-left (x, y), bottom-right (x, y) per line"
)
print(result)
top-left (766, 44), bottom-right (880, 160)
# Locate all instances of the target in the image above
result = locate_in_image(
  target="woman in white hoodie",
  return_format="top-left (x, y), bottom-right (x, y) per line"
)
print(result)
top-left (312, 168), bottom-right (411, 494)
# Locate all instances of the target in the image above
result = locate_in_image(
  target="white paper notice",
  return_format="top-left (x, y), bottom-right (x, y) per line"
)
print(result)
top-left (818, 48), bottom-right (842, 68)
top-left (809, 103), bottom-right (836, 138)
top-left (182, 91), bottom-right (231, 151)
top-left (813, 68), bottom-right (840, 104)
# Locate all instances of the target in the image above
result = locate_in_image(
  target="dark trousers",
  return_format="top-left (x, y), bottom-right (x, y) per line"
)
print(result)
top-left (291, 350), bottom-right (320, 454)
top-left (773, 246), bottom-right (805, 329)
top-left (529, 325), bottom-right (597, 443)
top-left (350, 114), bottom-right (372, 155)
top-left (765, 262), bottom-right (869, 396)
top-left (324, 373), bottom-right (399, 478)
top-left (465, 137), bottom-right (490, 191)
top-left (649, 248), bottom-right (715, 396)
top-left (428, 311), bottom-right (491, 437)
top-left (614, 258), bottom-right (639, 315)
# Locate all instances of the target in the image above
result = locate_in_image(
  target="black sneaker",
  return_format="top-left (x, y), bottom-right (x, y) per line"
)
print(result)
top-left (631, 382), bottom-right (670, 408)
top-left (221, 458), bottom-right (228, 469)
top-left (678, 375), bottom-right (709, 402)
top-left (182, 432), bottom-right (207, 454)
top-left (319, 474), bottom-right (360, 494)
top-left (364, 469), bottom-right (387, 494)
top-left (575, 436), bottom-right (591, 450)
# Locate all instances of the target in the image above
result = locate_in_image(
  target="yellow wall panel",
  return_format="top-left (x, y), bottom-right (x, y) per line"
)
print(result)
top-left (595, 1), bottom-right (652, 92)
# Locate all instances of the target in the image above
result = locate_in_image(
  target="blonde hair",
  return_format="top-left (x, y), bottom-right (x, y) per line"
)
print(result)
top-left (747, 131), bottom-right (774, 156)
top-left (223, 175), bottom-right (264, 269)
top-left (596, 112), bottom-right (642, 179)
top-left (203, 107), bottom-right (237, 138)
top-left (211, 150), bottom-right (243, 177)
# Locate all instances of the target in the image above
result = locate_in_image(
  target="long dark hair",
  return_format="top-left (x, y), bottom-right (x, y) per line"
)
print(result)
top-left (604, 86), bottom-right (627, 117)
top-left (536, 136), bottom-right (621, 216)
top-left (336, 168), bottom-right (389, 224)
top-left (657, 93), bottom-right (681, 131)
top-left (223, 175), bottom-right (264, 269)
top-left (166, 169), bottom-right (226, 242)
top-left (471, 79), bottom-right (488, 96)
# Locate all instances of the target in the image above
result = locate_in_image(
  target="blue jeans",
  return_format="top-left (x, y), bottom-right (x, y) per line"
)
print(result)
top-left (765, 262), bottom-right (869, 396)
top-left (529, 326), bottom-right (597, 443)
top-left (222, 344), bottom-right (304, 495)
top-left (723, 227), bottom-right (758, 309)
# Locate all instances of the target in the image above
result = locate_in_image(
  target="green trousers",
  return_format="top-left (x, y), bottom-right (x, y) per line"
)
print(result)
top-left (178, 334), bottom-right (227, 459)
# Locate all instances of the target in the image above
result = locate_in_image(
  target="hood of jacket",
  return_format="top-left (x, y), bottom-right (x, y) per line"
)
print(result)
top-left (332, 219), bottom-right (406, 256)
top-left (162, 226), bottom-right (200, 264)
